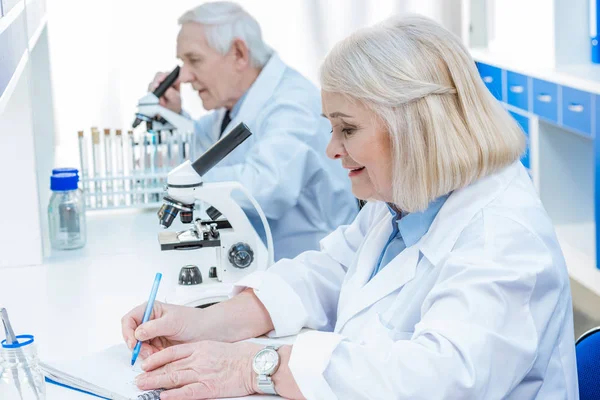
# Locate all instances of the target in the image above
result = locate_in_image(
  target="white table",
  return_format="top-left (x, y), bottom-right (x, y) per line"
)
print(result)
top-left (0, 209), bottom-right (278, 399)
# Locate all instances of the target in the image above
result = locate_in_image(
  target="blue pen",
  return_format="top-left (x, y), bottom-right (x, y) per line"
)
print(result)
top-left (131, 273), bottom-right (162, 366)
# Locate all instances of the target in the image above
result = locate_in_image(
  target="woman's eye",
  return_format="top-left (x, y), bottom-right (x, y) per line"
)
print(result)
top-left (330, 127), bottom-right (356, 136)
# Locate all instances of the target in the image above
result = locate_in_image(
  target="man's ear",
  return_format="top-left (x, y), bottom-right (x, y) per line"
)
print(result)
top-left (230, 38), bottom-right (250, 70)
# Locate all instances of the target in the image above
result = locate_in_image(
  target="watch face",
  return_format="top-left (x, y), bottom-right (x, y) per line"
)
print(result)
top-left (253, 349), bottom-right (279, 375)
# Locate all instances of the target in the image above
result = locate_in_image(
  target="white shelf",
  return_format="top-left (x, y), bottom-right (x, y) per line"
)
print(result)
top-left (27, 14), bottom-right (46, 49)
top-left (556, 223), bottom-right (600, 296)
top-left (0, 0), bottom-right (24, 35)
top-left (0, 51), bottom-right (28, 115)
top-left (470, 47), bottom-right (600, 95)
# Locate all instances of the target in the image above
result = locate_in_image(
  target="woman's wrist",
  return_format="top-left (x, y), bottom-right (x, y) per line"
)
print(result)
top-left (271, 345), bottom-right (305, 399)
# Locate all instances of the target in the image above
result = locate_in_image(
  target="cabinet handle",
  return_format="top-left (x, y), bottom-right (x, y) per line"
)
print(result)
top-left (537, 94), bottom-right (552, 103)
top-left (483, 76), bottom-right (493, 83)
top-left (509, 85), bottom-right (524, 93)
top-left (567, 103), bottom-right (584, 113)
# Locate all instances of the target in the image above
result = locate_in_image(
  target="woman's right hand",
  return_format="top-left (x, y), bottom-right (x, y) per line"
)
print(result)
top-left (148, 72), bottom-right (182, 114)
top-left (121, 301), bottom-right (201, 360)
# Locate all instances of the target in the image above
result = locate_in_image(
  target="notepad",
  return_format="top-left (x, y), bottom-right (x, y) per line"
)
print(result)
top-left (41, 344), bottom-right (160, 400)
top-left (40, 334), bottom-right (299, 400)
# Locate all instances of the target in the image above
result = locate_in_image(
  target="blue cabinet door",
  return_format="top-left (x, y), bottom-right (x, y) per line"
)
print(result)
top-left (506, 71), bottom-right (529, 111)
top-left (476, 62), bottom-right (503, 101)
top-left (562, 86), bottom-right (592, 137)
top-left (509, 111), bottom-right (530, 169)
top-left (532, 79), bottom-right (558, 123)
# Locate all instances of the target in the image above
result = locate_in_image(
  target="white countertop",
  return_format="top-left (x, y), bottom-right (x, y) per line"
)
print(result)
top-left (0, 208), bottom-right (274, 399)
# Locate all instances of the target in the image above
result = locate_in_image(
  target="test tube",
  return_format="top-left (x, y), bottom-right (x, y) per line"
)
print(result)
top-left (142, 132), bottom-right (149, 204)
top-left (91, 127), bottom-right (102, 208)
top-left (77, 130), bottom-right (90, 208)
top-left (103, 129), bottom-right (113, 207)
top-left (165, 130), bottom-right (174, 169)
top-left (115, 129), bottom-right (124, 206)
top-left (177, 130), bottom-right (185, 164)
top-left (128, 130), bottom-right (137, 205)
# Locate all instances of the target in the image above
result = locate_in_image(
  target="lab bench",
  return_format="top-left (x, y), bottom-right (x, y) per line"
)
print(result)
top-left (0, 209), bottom-right (273, 399)
top-left (472, 48), bottom-right (600, 297)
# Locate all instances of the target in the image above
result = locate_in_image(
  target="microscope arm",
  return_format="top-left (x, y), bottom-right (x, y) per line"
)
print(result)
top-left (135, 93), bottom-right (195, 133)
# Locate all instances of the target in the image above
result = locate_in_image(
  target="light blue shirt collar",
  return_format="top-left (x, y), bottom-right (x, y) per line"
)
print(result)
top-left (229, 91), bottom-right (248, 120)
top-left (386, 194), bottom-right (449, 248)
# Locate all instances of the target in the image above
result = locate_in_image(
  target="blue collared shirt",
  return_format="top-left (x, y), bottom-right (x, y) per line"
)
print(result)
top-left (228, 91), bottom-right (247, 121)
top-left (369, 195), bottom-right (449, 280)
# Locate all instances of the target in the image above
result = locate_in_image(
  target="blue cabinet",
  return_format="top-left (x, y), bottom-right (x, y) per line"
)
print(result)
top-left (532, 79), bottom-right (559, 123)
top-left (510, 111), bottom-right (530, 169)
top-left (562, 86), bottom-right (592, 137)
top-left (476, 62), bottom-right (503, 101)
top-left (506, 71), bottom-right (529, 111)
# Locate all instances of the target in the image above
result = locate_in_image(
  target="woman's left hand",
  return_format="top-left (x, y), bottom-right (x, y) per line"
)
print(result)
top-left (135, 340), bottom-right (263, 399)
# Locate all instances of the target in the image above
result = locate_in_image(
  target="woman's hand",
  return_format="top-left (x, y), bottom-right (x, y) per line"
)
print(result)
top-left (121, 301), bottom-right (204, 359)
top-left (135, 341), bottom-right (262, 399)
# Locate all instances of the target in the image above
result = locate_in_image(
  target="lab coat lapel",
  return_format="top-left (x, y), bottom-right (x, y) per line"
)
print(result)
top-left (336, 220), bottom-right (420, 330)
top-left (336, 162), bottom-right (524, 333)
top-left (213, 53), bottom-right (287, 138)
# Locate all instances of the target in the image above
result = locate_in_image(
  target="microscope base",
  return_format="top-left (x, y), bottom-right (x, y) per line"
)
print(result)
top-left (164, 282), bottom-right (234, 308)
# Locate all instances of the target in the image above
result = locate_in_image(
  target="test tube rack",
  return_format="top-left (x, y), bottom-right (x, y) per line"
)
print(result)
top-left (77, 127), bottom-right (194, 210)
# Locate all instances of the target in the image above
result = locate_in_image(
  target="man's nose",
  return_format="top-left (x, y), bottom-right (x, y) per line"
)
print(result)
top-left (179, 64), bottom-right (195, 83)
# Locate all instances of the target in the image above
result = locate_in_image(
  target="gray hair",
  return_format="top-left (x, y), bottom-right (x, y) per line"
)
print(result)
top-left (321, 15), bottom-right (525, 212)
top-left (178, 1), bottom-right (273, 68)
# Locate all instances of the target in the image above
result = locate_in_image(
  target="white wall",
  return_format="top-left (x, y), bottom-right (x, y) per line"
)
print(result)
top-left (46, 0), bottom-right (462, 169)
top-left (0, 62), bottom-right (44, 267)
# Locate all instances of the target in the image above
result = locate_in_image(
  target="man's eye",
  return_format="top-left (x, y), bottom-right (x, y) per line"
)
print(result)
top-left (342, 128), bottom-right (355, 136)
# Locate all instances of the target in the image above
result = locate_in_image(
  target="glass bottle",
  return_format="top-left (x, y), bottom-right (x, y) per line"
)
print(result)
top-left (0, 335), bottom-right (46, 399)
top-left (48, 172), bottom-right (87, 250)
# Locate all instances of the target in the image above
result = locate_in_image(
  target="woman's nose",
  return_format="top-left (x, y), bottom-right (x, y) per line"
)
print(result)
top-left (326, 133), bottom-right (347, 160)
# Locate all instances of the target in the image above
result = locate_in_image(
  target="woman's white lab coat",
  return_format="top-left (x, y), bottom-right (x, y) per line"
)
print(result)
top-left (235, 162), bottom-right (579, 399)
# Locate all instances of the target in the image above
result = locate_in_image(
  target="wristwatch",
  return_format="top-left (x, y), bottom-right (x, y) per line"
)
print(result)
top-left (252, 345), bottom-right (281, 395)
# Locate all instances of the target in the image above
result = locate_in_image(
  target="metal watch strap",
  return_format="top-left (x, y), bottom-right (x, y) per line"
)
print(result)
top-left (257, 375), bottom-right (278, 395)
top-left (256, 345), bottom-right (281, 395)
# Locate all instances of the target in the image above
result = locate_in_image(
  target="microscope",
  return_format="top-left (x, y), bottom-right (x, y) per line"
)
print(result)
top-left (132, 66), bottom-right (273, 308)
top-left (132, 66), bottom-right (194, 134)
top-left (155, 123), bottom-right (274, 308)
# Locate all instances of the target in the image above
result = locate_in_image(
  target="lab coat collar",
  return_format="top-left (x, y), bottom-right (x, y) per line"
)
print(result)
top-left (336, 206), bottom-right (419, 330)
top-left (335, 161), bottom-right (522, 330)
top-left (394, 193), bottom-right (449, 248)
top-left (419, 161), bottom-right (522, 266)
top-left (218, 53), bottom-right (286, 133)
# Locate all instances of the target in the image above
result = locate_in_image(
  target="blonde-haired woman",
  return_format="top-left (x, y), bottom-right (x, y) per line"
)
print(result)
top-left (122, 15), bottom-right (577, 399)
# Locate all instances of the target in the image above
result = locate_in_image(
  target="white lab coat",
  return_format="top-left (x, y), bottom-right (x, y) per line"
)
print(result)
top-left (235, 161), bottom-right (579, 399)
top-left (189, 54), bottom-right (357, 261)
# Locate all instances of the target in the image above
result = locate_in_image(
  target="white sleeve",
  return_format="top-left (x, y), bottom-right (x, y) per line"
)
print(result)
top-left (233, 202), bottom-right (379, 337)
top-left (289, 212), bottom-right (563, 399)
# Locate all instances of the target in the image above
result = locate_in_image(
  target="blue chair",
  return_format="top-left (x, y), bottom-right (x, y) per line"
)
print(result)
top-left (576, 327), bottom-right (600, 399)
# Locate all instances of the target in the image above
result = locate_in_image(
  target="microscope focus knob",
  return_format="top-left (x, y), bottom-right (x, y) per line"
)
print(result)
top-left (228, 243), bottom-right (254, 269)
top-left (179, 265), bottom-right (203, 285)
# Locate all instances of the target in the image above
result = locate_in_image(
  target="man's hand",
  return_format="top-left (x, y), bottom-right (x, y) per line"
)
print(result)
top-left (149, 72), bottom-right (182, 114)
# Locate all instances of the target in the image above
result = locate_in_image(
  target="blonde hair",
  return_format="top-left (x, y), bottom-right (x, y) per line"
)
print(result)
top-left (179, 1), bottom-right (273, 68)
top-left (320, 15), bottom-right (525, 212)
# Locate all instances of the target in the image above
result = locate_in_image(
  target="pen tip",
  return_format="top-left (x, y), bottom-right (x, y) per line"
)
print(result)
top-left (131, 360), bottom-right (135, 366)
